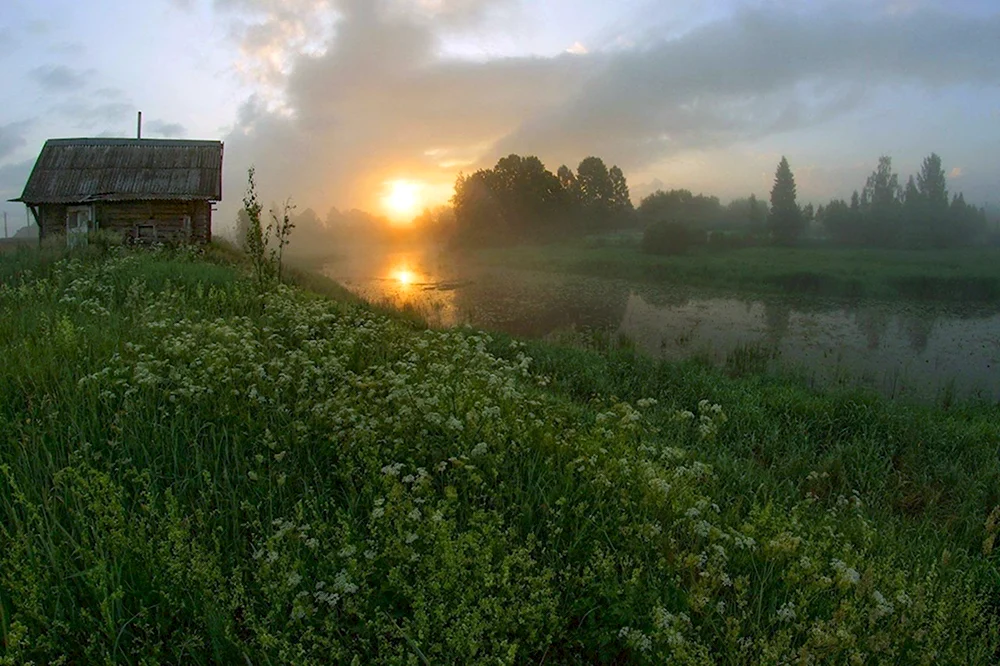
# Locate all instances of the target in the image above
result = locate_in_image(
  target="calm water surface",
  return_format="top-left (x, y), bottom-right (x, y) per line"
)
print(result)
top-left (322, 246), bottom-right (1000, 403)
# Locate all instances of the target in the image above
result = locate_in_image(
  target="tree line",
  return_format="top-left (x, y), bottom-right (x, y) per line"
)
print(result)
top-left (640, 153), bottom-right (991, 254)
top-left (451, 155), bottom-right (634, 244)
top-left (817, 154), bottom-right (986, 249)
top-left (254, 150), bottom-right (992, 255)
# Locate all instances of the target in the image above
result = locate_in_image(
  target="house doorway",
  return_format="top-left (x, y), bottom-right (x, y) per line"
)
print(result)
top-left (66, 206), bottom-right (93, 248)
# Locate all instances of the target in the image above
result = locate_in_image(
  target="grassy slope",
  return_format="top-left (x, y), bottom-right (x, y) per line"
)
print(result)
top-left (474, 242), bottom-right (1000, 300)
top-left (1, 244), bottom-right (999, 664)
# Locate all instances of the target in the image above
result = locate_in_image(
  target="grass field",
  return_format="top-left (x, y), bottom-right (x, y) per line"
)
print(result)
top-left (1, 242), bottom-right (999, 663)
top-left (473, 240), bottom-right (1000, 300)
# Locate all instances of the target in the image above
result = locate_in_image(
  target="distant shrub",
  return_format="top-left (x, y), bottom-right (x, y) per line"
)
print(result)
top-left (706, 230), bottom-right (755, 251)
top-left (642, 220), bottom-right (705, 255)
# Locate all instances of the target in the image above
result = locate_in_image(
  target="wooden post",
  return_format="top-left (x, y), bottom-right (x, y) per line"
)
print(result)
top-left (3, 211), bottom-right (7, 238)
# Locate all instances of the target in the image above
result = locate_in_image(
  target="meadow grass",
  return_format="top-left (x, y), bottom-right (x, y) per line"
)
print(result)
top-left (1, 243), bottom-right (999, 664)
top-left (473, 241), bottom-right (1000, 300)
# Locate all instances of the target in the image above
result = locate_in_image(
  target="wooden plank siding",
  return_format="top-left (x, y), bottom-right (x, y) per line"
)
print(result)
top-left (38, 200), bottom-right (212, 244)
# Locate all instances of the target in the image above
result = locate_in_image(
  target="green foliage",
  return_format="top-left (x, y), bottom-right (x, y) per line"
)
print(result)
top-left (917, 153), bottom-right (949, 229)
top-left (242, 166), bottom-right (269, 288)
top-left (723, 194), bottom-right (769, 235)
top-left (638, 189), bottom-right (724, 230)
top-left (451, 154), bottom-right (633, 245)
top-left (452, 170), bottom-right (507, 245)
top-left (1, 248), bottom-right (998, 663)
top-left (821, 153), bottom-right (987, 249)
top-left (575, 156), bottom-right (615, 227)
top-left (269, 198), bottom-right (297, 281)
top-left (609, 165), bottom-right (635, 224)
top-left (452, 155), bottom-right (565, 245)
top-left (574, 157), bottom-right (633, 230)
top-left (768, 157), bottom-right (804, 246)
top-left (641, 220), bottom-right (705, 255)
top-left (241, 166), bottom-right (296, 288)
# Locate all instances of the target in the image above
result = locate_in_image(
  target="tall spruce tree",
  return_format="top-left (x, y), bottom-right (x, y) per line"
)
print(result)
top-left (860, 155), bottom-right (902, 247)
top-left (917, 153), bottom-right (949, 247)
top-left (768, 156), bottom-right (804, 245)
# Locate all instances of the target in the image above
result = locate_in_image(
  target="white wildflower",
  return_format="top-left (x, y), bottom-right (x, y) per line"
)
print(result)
top-left (872, 590), bottom-right (895, 619)
top-left (381, 462), bottom-right (403, 477)
top-left (831, 559), bottom-right (861, 586)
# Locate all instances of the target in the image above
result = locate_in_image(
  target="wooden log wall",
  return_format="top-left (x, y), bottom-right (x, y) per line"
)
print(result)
top-left (37, 200), bottom-right (212, 244)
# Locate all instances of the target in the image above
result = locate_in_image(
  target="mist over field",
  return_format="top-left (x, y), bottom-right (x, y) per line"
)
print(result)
top-left (1, 0), bottom-right (1000, 232)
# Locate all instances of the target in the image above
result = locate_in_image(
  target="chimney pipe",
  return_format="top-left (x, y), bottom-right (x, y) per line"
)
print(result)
top-left (137, 111), bottom-right (142, 139)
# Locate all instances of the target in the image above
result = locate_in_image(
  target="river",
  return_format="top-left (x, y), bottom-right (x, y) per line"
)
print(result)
top-left (320, 246), bottom-right (1000, 403)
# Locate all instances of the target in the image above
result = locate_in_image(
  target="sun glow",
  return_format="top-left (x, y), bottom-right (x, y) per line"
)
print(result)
top-left (382, 179), bottom-right (423, 222)
top-left (393, 268), bottom-right (416, 286)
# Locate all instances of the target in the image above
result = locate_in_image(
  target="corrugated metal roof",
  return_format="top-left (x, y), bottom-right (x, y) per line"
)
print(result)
top-left (12, 138), bottom-right (223, 204)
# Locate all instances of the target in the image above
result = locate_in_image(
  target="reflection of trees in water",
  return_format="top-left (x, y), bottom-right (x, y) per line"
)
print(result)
top-left (631, 286), bottom-right (691, 309)
top-left (763, 301), bottom-right (792, 346)
top-left (852, 308), bottom-right (891, 351)
top-left (903, 313), bottom-right (936, 355)
top-left (450, 273), bottom-right (630, 338)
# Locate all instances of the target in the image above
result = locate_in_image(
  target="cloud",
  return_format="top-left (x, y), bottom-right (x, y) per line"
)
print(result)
top-left (495, 6), bottom-right (1000, 167)
top-left (0, 159), bottom-right (35, 201)
top-left (0, 121), bottom-right (33, 162)
top-left (144, 120), bottom-right (188, 138)
top-left (48, 86), bottom-right (135, 131)
top-left (0, 28), bottom-right (17, 56)
top-left (565, 41), bottom-right (588, 55)
top-left (213, 0), bottom-right (339, 90)
top-left (220, 0), bottom-right (591, 217)
top-left (31, 65), bottom-right (89, 92)
top-left (218, 0), bottom-right (1000, 220)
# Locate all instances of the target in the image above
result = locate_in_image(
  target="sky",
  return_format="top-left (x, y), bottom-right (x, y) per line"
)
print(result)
top-left (0, 0), bottom-right (998, 234)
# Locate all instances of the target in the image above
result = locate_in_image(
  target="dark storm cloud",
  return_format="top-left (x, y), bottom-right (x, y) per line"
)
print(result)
top-left (219, 0), bottom-right (1000, 217)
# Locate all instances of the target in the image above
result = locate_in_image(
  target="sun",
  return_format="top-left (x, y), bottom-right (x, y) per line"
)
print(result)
top-left (382, 179), bottom-right (423, 221)
top-left (393, 268), bottom-right (415, 286)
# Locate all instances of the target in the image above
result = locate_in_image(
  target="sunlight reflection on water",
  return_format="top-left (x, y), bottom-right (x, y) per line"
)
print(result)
top-left (323, 247), bottom-right (1000, 402)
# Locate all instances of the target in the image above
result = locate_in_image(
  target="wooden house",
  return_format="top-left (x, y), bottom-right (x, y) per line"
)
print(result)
top-left (11, 138), bottom-right (223, 245)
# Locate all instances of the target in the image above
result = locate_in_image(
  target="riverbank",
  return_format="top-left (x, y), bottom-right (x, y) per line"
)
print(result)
top-left (1, 243), bottom-right (998, 663)
top-left (473, 240), bottom-right (1000, 300)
